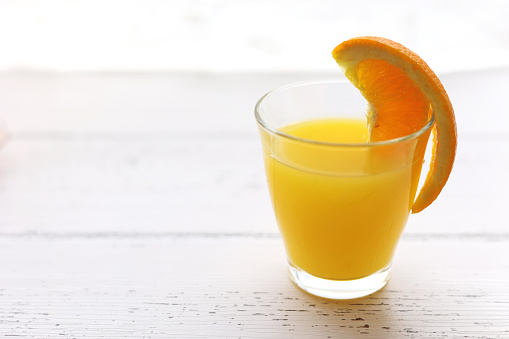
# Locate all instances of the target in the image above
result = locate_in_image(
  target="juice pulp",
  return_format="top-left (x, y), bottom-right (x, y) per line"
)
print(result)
top-left (263, 118), bottom-right (426, 280)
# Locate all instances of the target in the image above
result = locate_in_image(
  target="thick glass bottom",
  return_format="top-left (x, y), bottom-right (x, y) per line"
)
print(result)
top-left (288, 262), bottom-right (391, 300)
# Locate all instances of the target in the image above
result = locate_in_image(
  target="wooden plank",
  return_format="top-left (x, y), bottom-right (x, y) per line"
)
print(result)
top-left (0, 69), bottom-right (507, 136)
top-left (0, 135), bottom-right (507, 235)
top-left (0, 137), bottom-right (274, 234)
top-left (0, 236), bottom-right (507, 338)
top-left (0, 73), bottom-right (323, 135)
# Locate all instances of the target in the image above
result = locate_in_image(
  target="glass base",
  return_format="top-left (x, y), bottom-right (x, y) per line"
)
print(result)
top-left (288, 262), bottom-right (391, 300)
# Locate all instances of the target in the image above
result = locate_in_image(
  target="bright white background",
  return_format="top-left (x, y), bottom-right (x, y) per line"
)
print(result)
top-left (0, 0), bottom-right (508, 74)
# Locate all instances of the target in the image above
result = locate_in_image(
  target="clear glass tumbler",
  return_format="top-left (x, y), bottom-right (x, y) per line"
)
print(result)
top-left (255, 80), bottom-right (434, 299)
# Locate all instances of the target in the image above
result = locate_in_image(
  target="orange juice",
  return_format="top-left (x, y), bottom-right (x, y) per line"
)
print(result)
top-left (262, 118), bottom-right (427, 280)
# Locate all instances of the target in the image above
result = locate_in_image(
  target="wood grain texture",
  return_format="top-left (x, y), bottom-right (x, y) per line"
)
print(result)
top-left (0, 236), bottom-right (508, 338)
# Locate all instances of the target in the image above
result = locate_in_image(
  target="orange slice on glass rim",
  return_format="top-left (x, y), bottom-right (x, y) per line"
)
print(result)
top-left (332, 36), bottom-right (457, 213)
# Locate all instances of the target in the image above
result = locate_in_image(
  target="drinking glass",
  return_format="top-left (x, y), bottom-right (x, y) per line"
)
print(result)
top-left (255, 80), bottom-right (433, 299)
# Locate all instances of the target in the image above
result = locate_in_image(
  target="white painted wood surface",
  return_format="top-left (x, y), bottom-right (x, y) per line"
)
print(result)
top-left (0, 70), bottom-right (508, 337)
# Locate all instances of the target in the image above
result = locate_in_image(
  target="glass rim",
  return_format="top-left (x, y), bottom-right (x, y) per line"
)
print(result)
top-left (255, 79), bottom-right (435, 148)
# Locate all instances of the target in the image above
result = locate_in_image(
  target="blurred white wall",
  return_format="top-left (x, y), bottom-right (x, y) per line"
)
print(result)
top-left (0, 0), bottom-right (508, 74)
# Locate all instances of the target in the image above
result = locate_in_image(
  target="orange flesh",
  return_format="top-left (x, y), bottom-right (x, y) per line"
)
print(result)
top-left (357, 59), bottom-right (431, 141)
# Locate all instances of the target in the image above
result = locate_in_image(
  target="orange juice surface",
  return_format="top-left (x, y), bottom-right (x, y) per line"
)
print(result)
top-left (263, 118), bottom-right (425, 280)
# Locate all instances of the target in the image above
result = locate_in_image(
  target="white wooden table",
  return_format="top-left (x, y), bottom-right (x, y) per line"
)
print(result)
top-left (0, 70), bottom-right (508, 338)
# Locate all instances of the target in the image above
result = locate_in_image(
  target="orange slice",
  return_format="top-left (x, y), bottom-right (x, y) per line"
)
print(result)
top-left (332, 36), bottom-right (457, 213)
